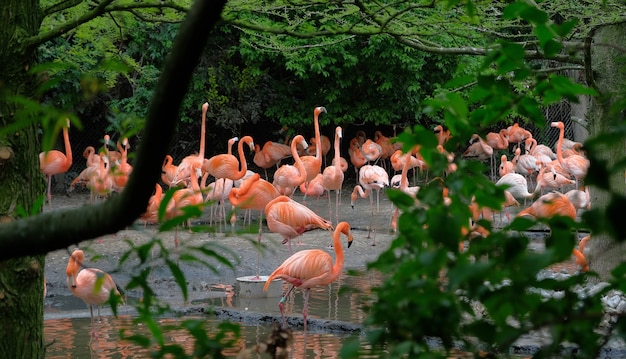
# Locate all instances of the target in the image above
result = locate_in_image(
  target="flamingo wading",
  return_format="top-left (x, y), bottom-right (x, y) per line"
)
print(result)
top-left (264, 221), bottom-right (353, 330)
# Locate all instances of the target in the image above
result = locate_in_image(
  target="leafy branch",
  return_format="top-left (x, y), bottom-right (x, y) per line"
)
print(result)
top-left (26, 0), bottom-right (189, 48)
top-left (0, 0), bottom-right (226, 260)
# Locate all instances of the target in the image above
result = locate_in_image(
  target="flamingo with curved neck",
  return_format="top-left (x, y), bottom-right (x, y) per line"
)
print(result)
top-left (551, 121), bottom-right (589, 187)
top-left (272, 135), bottom-right (309, 196)
top-left (202, 135), bottom-right (254, 181)
top-left (264, 221), bottom-right (352, 331)
top-left (301, 107), bottom-right (327, 199)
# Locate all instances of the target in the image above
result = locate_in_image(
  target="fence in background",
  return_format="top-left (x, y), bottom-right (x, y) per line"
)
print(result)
top-left (46, 99), bottom-right (584, 195)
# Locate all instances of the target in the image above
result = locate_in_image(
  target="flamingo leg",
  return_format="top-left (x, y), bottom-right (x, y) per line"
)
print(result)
top-left (254, 212), bottom-right (265, 279)
top-left (279, 285), bottom-right (296, 328)
top-left (89, 305), bottom-right (99, 338)
top-left (302, 289), bottom-right (311, 332)
top-left (174, 226), bottom-right (179, 248)
top-left (47, 175), bottom-right (53, 207)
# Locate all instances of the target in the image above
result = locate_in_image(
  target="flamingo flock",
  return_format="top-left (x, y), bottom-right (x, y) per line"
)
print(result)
top-left (459, 121), bottom-right (591, 271)
top-left (44, 106), bottom-right (594, 337)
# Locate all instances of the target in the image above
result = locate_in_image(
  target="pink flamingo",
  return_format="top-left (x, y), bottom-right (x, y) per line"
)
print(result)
top-left (361, 138), bottom-right (383, 164)
top-left (141, 183), bottom-right (174, 227)
top-left (298, 173), bottom-right (325, 203)
top-left (485, 129), bottom-right (509, 151)
top-left (535, 165), bottom-right (575, 194)
top-left (202, 135), bottom-right (255, 182)
top-left (551, 121), bottom-right (589, 187)
top-left (356, 164), bottom-right (389, 213)
top-left (264, 195), bottom-right (333, 252)
top-left (512, 147), bottom-right (541, 187)
top-left (505, 123), bottom-right (533, 151)
top-left (301, 107), bottom-right (327, 199)
top-left (499, 155), bottom-right (514, 177)
top-left (111, 138), bottom-right (132, 192)
top-left (39, 118), bottom-right (72, 207)
top-left (169, 163), bottom-right (204, 247)
top-left (87, 152), bottom-right (113, 202)
top-left (463, 134), bottom-right (494, 178)
top-left (263, 221), bottom-right (352, 331)
top-left (348, 137), bottom-right (367, 177)
top-left (229, 173), bottom-right (280, 269)
top-left (66, 249), bottom-right (123, 337)
top-left (434, 125), bottom-right (452, 147)
top-left (161, 155), bottom-right (178, 188)
top-left (273, 135), bottom-right (308, 196)
top-left (322, 126), bottom-right (345, 223)
top-left (253, 140), bottom-right (291, 180)
top-left (172, 103), bottom-right (208, 186)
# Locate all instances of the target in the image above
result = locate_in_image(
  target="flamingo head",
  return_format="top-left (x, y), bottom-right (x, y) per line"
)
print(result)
top-left (550, 121), bottom-right (564, 129)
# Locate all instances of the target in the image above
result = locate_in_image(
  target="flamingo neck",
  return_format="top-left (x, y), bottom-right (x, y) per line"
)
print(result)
top-left (235, 139), bottom-right (249, 178)
top-left (333, 132), bottom-right (341, 168)
top-left (555, 126), bottom-right (565, 164)
top-left (63, 126), bottom-right (72, 164)
top-left (292, 139), bottom-right (307, 183)
top-left (330, 225), bottom-right (349, 279)
top-left (313, 113), bottom-right (321, 161)
top-left (200, 104), bottom-right (207, 158)
top-left (401, 154), bottom-right (411, 190)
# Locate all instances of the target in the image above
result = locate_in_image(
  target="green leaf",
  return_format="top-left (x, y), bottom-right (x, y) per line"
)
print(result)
top-left (165, 258), bottom-right (188, 301)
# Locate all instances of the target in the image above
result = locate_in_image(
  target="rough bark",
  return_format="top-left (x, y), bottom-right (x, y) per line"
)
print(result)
top-left (0, 1), bottom-right (46, 357)
top-left (586, 23), bottom-right (626, 280)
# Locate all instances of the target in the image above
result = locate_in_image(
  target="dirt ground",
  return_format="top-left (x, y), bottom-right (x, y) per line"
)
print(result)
top-left (43, 184), bottom-right (398, 305)
top-left (43, 178), bottom-right (578, 310)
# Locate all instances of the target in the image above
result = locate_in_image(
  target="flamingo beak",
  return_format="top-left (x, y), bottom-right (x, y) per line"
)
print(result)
top-left (68, 274), bottom-right (77, 288)
top-left (347, 234), bottom-right (353, 248)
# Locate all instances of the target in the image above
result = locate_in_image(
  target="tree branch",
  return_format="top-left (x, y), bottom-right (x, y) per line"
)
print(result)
top-left (0, 0), bottom-right (227, 260)
top-left (25, 1), bottom-right (189, 48)
top-left (42, 0), bottom-right (83, 16)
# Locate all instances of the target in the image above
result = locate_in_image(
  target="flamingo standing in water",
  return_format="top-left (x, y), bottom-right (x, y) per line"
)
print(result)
top-left (66, 249), bottom-right (123, 337)
top-left (322, 126), bottom-right (345, 223)
top-left (263, 221), bottom-right (353, 330)
top-left (301, 107), bottom-right (327, 200)
top-left (390, 149), bottom-right (421, 232)
top-left (265, 195), bottom-right (333, 252)
top-left (551, 121), bottom-right (589, 187)
top-left (273, 135), bottom-right (308, 196)
top-left (352, 164), bottom-right (389, 245)
top-left (39, 118), bottom-right (73, 207)
top-left (355, 164), bottom-right (389, 213)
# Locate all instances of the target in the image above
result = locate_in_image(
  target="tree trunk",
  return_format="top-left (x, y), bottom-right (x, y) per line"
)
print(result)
top-left (0, 1), bottom-right (46, 358)
top-left (586, 23), bottom-right (626, 280)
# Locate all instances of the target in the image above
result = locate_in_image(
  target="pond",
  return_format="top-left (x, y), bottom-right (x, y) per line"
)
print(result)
top-left (44, 271), bottom-right (386, 358)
